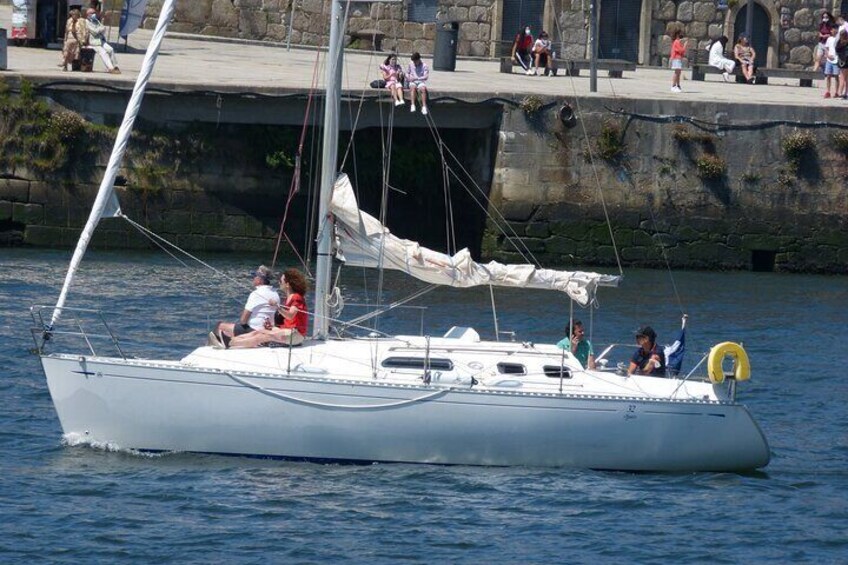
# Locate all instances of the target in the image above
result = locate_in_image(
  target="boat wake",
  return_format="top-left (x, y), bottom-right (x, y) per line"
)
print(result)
top-left (62, 432), bottom-right (168, 458)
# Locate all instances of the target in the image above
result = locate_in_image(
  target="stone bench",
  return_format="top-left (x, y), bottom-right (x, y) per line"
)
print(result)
top-left (498, 57), bottom-right (635, 78)
top-left (499, 56), bottom-right (559, 75)
top-left (349, 29), bottom-right (385, 52)
top-left (562, 59), bottom-right (636, 78)
top-left (688, 49), bottom-right (818, 87)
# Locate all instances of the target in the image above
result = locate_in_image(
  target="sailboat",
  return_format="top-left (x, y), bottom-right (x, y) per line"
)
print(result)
top-left (34, 0), bottom-right (769, 471)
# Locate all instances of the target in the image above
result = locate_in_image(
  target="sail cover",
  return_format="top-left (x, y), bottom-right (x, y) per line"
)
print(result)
top-left (329, 175), bottom-right (621, 306)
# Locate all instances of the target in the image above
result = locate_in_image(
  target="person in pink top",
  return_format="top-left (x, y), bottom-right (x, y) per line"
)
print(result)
top-left (406, 52), bottom-right (429, 115)
top-left (669, 29), bottom-right (687, 92)
top-left (380, 54), bottom-right (405, 107)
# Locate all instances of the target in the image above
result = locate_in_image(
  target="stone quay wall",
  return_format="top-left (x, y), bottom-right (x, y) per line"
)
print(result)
top-left (141, 0), bottom-right (496, 58)
top-left (487, 95), bottom-right (848, 273)
top-left (139, 0), bottom-right (837, 66)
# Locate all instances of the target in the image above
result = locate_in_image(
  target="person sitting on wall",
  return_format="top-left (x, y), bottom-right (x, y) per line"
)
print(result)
top-left (511, 25), bottom-right (534, 75)
top-left (406, 52), bottom-right (430, 115)
top-left (86, 8), bottom-right (121, 74)
top-left (531, 31), bottom-right (554, 76)
top-left (228, 268), bottom-right (309, 348)
top-left (213, 265), bottom-right (279, 348)
top-left (708, 35), bottom-right (735, 82)
top-left (627, 325), bottom-right (666, 376)
top-left (380, 53), bottom-right (405, 107)
top-left (733, 35), bottom-right (756, 84)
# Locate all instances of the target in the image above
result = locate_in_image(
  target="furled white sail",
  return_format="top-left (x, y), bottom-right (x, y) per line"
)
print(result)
top-left (50, 0), bottom-right (177, 328)
top-left (329, 175), bottom-right (621, 306)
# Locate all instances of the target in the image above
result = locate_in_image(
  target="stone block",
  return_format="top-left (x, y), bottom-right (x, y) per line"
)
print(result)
top-left (222, 214), bottom-right (247, 236)
top-left (423, 23), bottom-right (436, 40)
top-left (204, 235), bottom-right (237, 251)
top-left (783, 28), bottom-right (801, 44)
top-left (29, 183), bottom-right (50, 204)
top-left (164, 211), bottom-right (192, 234)
top-left (0, 201), bottom-right (11, 221)
top-left (210, 0), bottom-right (239, 28)
top-left (168, 190), bottom-right (192, 211)
top-left (549, 219), bottom-right (596, 240)
top-left (176, 234), bottom-right (207, 251)
top-left (621, 246), bottom-right (648, 261)
top-left (0, 179), bottom-right (30, 202)
top-left (266, 23), bottom-right (287, 40)
top-left (469, 6), bottom-right (487, 22)
top-left (658, 0), bottom-right (676, 20)
top-left (687, 22), bottom-right (706, 39)
top-left (506, 236), bottom-right (545, 253)
top-left (499, 200), bottom-right (536, 222)
top-left (677, 1), bottom-right (693, 22)
top-left (403, 22), bottom-right (423, 40)
top-left (235, 0), bottom-right (263, 8)
top-left (460, 22), bottom-right (479, 41)
top-left (544, 235), bottom-right (578, 254)
top-left (243, 217), bottom-right (266, 238)
top-left (470, 41), bottom-right (487, 57)
top-left (526, 222), bottom-right (550, 238)
top-left (240, 9), bottom-right (269, 37)
top-left (192, 212), bottom-right (220, 234)
top-left (447, 7), bottom-right (469, 21)
top-left (23, 226), bottom-right (64, 247)
top-left (12, 203), bottom-right (44, 225)
top-left (794, 8), bottom-right (812, 28)
top-left (692, 2), bottom-right (715, 23)
top-left (789, 46), bottom-right (812, 66)
top-left (91, 230), bottom-right (128, 249)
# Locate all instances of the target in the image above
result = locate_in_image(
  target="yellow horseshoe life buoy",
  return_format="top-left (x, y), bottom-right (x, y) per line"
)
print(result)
top-left (707, 342), bottom-right (751, 384)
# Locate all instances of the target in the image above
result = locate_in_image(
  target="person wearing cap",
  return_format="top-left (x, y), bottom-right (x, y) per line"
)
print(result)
top-left (628, 325), bottom-right (666, 376)
top-left (229, 268), bottom-right (309, 348)
top-left (213, 265), bottom-right (279, 347)
top-left (556, 319), bottom-right (595, 369)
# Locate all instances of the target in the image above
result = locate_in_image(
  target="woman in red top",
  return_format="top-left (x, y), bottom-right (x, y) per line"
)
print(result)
top-left (669, 29), bottom-right (687, 92)
top-left (228, 268), bottom-right (309, 348)
top-left (511, 26), bottom-right (534, 74)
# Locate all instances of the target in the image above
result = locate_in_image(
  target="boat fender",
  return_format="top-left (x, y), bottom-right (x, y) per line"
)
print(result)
top-left (707, 342), bottom-right (750, 384)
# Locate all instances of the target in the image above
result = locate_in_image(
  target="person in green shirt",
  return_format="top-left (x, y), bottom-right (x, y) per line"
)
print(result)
top-left (556, 319), bottom-right (596, 369)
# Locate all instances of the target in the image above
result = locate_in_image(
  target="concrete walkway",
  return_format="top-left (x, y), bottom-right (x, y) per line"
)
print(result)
top-left (0, 6), bottom-right (838, 107)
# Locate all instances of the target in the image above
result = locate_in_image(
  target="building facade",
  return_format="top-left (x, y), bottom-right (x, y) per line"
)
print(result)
top-left (140, 0), bottom-right (848, 68)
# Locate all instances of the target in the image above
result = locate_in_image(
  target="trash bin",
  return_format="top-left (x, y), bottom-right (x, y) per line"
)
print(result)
top-left (0, 29), bottom-right (7, 71)
top-left (433, 21), bottom-right (458, 72)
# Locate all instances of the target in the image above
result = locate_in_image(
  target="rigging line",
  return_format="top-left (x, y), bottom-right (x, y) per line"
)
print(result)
top-left (343, 284), bottom-right (438, 329)
top-left (283, 231), bottom-right (314, 278)
top-left (431, 134), bottom-right (540, 266)
top-left (273, 49), bottom-right (323, 269)
top-left (122, 216), bottom-right (188, 267)
top-left (423, 109), bottom-right (457, 255)
top-left (564, 78), bottom-right (624, 276)
top-left (120, 214), bottom-right (243, 286)
top-left (304, 91), bottom-right (323, 266)
top-left (421, 118), bottom-right (539, 265)
top-left (646, 196), bottom-right (685, 316)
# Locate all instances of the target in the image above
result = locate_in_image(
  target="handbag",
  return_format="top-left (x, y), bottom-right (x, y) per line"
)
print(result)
top-left (370, 79), bottom-right (387, 89)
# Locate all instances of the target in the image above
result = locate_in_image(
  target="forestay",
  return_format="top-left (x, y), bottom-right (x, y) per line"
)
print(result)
top-left (330, 175), bottom-right (621, 306)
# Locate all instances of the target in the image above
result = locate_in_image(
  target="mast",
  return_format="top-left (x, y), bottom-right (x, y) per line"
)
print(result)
top-left (312, 0), bottom-right (344, 339)
top-left (49, 0), bottom-right (177, 330)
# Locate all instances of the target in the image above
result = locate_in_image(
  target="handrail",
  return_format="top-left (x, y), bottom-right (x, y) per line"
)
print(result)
top-left (30, 304), bottom-right (126, 359)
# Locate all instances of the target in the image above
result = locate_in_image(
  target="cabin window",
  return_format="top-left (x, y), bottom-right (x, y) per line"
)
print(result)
top-left (543, 366), bottom-right (573, 379)
top-left (497, 362), bottom-right (526, 375)
top-left (382, 357), bottom-right (454, 371)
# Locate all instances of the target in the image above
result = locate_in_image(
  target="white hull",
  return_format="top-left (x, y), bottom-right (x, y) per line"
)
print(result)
top-left (40, 337), bottom-right (769, 471)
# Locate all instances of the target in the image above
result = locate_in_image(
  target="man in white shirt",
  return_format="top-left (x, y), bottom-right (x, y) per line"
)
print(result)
top-left (214, 265), bottom-right (280, 347)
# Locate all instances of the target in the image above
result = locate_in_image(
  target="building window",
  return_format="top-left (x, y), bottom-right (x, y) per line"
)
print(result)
top-left (408, 0), bottom-right (437, 23)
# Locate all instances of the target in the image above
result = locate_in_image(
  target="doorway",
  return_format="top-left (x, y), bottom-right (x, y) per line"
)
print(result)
top-left (733, 2), bottom-right (769, 68)
top-left (501, 0), bottom-right (545, 42)
top-left (598, 0), bottom-right (642, 61)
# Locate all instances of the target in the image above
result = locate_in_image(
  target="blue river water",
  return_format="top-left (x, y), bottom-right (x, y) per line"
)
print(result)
top-left (1, 248), bottom-right (847, 563)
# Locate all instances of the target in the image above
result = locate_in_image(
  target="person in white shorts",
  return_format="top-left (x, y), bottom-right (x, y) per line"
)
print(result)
top-left (214, 265), bottom-right (280, 347)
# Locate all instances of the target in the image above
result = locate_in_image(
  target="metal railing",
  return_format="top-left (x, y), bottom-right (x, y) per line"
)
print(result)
top-left (30, 305), bottom-right (127, 359)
